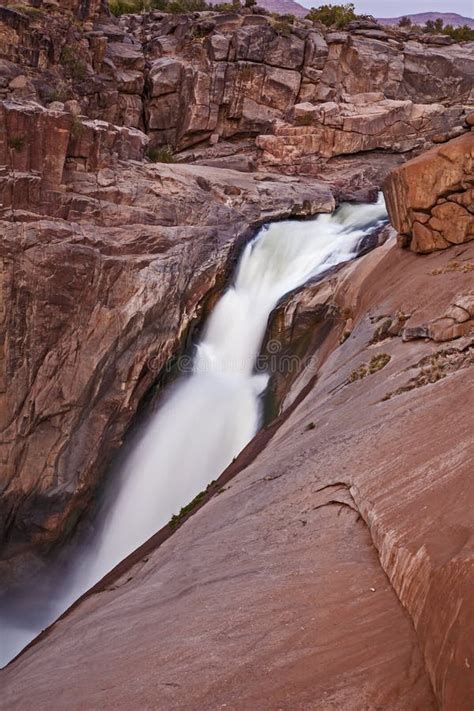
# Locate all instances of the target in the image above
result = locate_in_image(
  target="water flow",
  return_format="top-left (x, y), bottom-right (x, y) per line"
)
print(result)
top-left (0, 196), bottom-right (387, 667)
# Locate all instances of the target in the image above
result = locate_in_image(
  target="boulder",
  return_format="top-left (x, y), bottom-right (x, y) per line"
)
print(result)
top-left (384, 132), bottom-right (474, 252)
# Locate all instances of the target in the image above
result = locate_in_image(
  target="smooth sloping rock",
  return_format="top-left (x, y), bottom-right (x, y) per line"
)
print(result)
top-left (2, 242), bottom-right (473, 709)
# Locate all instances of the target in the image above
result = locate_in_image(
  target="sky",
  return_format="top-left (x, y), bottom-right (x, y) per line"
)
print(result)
top-left (299, 0), bottom-right (474, 16)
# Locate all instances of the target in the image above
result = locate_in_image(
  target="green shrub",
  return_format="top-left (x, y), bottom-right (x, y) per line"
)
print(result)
top-left (271, 14), bottom-right (295, 36)
top-left (441, 23), bottom-right (474, 41)
top-left (71, 116), bottom-right (84, 138)
top-left (169, 481), bottom-right (215, 528)
top-left (166, 0), bottom-right (209, 13)
top-left (147, 145), bottom-right (176, 162)
top-left (398, 16), bottom-right (412, 27)
top-left (419, 18), bottom-right (474, 41)
top-left (109, 0), bottom-right (152, 15)
top-left (44, 82), bottom-right (70, 103)
top-left (305, 3), bottom-right (357, 28)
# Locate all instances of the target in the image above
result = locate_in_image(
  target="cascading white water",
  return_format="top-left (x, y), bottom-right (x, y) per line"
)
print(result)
top-left (0, 195), bottom-right (387, 667)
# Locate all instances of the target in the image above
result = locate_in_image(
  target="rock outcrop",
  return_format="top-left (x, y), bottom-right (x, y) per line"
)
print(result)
top-left (1, 3), bottom-right (473, 194)
top-left (1, 4), bottom-right (473, 708)
top-left (384, 130), bottom-right (474, 252)
top-left (2, 236), bottom-right (473, 711)
top-left (0, 97), bottom-right (333, 571)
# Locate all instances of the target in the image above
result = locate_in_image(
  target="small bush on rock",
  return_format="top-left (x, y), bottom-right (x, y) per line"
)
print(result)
top-left (349, 353), bottom-right (391, 382)
top-left (147, 145), bottom-right (176, 162)
top-left (305, 3), bottom-right (357, 28)
top-left (60, 46), bottom-right (87, 81)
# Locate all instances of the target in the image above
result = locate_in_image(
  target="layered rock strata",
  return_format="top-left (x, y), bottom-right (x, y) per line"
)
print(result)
top-left (0, 3), bottom-right (473, 189)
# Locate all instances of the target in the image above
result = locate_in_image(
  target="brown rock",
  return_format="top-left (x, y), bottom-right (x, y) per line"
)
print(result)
top-left (454, 294), bottom-right (474, 317)
top-left (384, 132), bottom-right (474, 252)
top-left (429, 201), bottom-right (474, 245)
top-left (428, 317), bottom-right (472, 342)
top-left (0, 99), bottom-right (334, 565)
top-left (148, 58), bottom-right (183, 97)
top-left (411, 221), bottom-right (449, 253)
top-left (445, 304), bottom-right (471, 323)
top-left (8, 74), bottom-right (26, 90)
top-left (2, 242), bottom-right (473, 710)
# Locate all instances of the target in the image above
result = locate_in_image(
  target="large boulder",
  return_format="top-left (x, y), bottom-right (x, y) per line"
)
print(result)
top-left (384, 132), bottom-right (474, 252)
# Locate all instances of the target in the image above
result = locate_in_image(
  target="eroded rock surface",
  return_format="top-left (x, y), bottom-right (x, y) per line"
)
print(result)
top-left (0, 99), bottom-right (333, 569)
top-left (384, 131), bottom-right (474, 252)
top-left (2, 240), bottom-right (473, 710)
top-left (0, 3), bottom-right (472, 194)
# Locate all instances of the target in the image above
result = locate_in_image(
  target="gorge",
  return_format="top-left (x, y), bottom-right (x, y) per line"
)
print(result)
top-left (0, 0), bottom-right (473, 709)
top-left (0, 195), bottom-right (388, 667)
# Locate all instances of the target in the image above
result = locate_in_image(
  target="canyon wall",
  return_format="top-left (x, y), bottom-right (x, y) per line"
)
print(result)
top-left (0, 3), bottom-right (473, 707)
top-left (0, 97), bottom-right (334, 572)
top-left (2, 135), bottom-right (473, 709)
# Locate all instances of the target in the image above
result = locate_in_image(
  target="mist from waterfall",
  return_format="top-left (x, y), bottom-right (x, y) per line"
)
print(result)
top-left (0, 195), bottom-right (387, 667)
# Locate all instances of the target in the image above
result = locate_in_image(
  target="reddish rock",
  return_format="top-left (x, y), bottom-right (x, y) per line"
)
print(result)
top-left (384, 132), bottom-right (474, 252)
top-left (0, 99), bottom-right (334, 569)
top-left (2, 242), bottom-right (473, 710)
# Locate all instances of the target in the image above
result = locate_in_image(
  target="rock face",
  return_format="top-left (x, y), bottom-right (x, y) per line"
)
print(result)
top-left (0, 97), bottom-right (333, 569)
top-left (2, 4), bottom-right (471, 564)
top-left (1, 0), bottom-right (108, 21)
top-left (2, 238), bottom-right (473, 710)
top-left (1, 4), bottom-right (473, 707)
top-left (0, 3), bottom-right (473, 192)
top-left (384, 132), bottom-right (474, 252)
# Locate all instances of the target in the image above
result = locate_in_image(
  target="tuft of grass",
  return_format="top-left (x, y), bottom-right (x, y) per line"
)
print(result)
top-left (6, 2), bottom-right (43, 16)
top-left (368, 353), bottom-right (391, 373)
top-left (239, 63), bottom-right (255, 81)
top-left (147, 145), bottom-right (176, 163)
top-left (169, 481), bottom-right (215, 528)
top-left (349, 353), bottom-right (391, 382)
top-left (295, 113), bottom-right (314, 126)
top-left (70, 116), bottom-right (84, 138)
top-left (44, 83), bottom-right (70, 103)
top-left (305, 422), bottom-right (316, 431)
top-left (271, 15), bottom-right (294, 37)
top-left (8, 136), bottom-right (25, 152)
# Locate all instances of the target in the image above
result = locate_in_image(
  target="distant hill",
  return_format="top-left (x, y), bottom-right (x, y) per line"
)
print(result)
top-left (377, 12), bottom-right (474, 28)
top-left (255, 0), bottom-right (308, 16)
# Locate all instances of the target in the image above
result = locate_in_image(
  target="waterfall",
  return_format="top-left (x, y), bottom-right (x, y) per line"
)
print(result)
top-left (0, 195), bottom-right (387, 667)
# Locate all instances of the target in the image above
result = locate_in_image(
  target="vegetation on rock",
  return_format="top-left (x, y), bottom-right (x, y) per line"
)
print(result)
top-left (146, 145), bottom-right (176, 162)
top-left (305, 3), bottom-right (358, 28)
top-left (398, 14), bottom-right (474, 41)
top-left (349, 353), bottom-right (391, 382)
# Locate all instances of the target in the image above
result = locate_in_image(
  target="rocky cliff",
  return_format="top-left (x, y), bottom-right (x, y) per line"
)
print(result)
top-left (0, 2), bottom-right (474, 707)
top-left (1, 134), bottom-right (473, 709)
top-left (384, 128), bottom-right (474, 252)
top-left (2, 1), bottom-right (471, 567)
